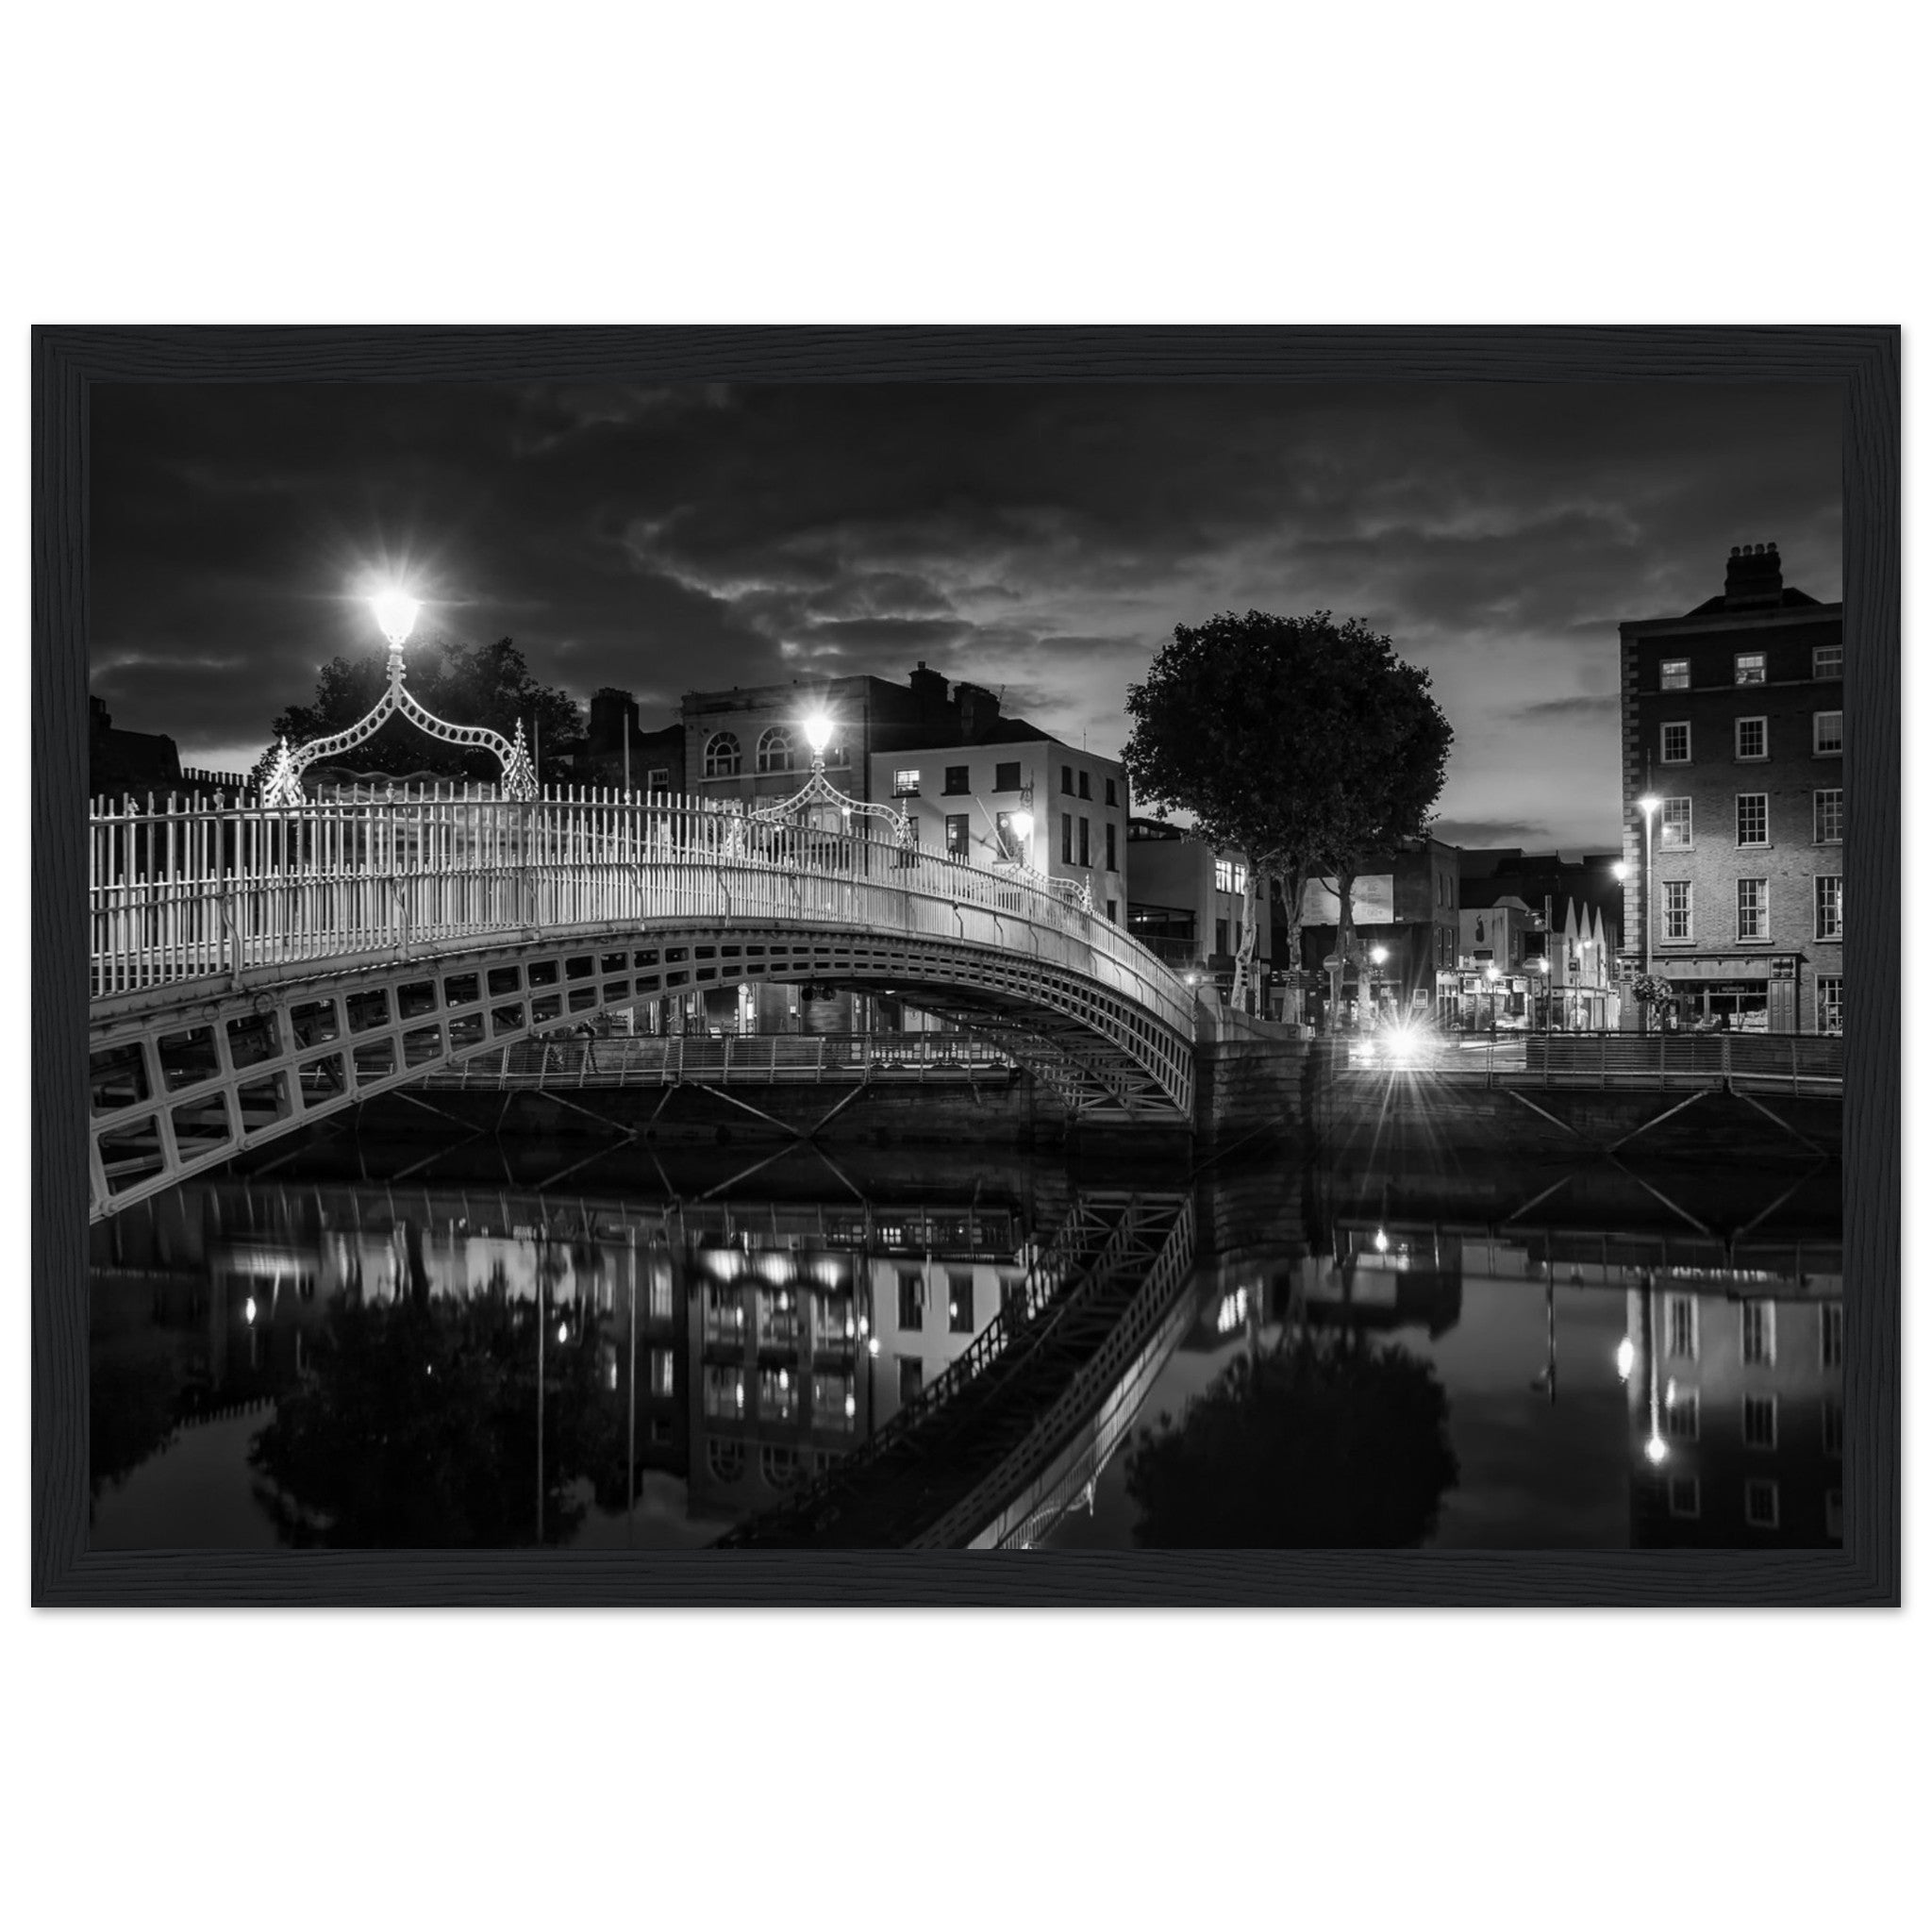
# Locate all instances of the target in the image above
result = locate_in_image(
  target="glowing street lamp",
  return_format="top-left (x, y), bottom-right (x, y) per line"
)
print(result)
top-left (801, 711), bottom-right (833, 763)
top-left (1008, 807), bottom-right (1034, 868)
top-left (372, 590), bottom-right (420, 651)
top-left (1369, 945), bottom-right (1389, 965)
top-left (1615, 1336), bottom-right (1636, 1381)
top-left (1637, 792), bottom-right (1661, 983)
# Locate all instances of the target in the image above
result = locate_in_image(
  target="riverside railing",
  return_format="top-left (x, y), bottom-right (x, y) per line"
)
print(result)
top-left (89, 786), bottom-right (1195, 1038)
top-left (430, 1032), bottom-right (1016, 1090)
top-left (1351, 1028), bottom-right (1842, 1096)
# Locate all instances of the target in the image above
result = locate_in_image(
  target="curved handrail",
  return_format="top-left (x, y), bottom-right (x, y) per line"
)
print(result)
top-left (87, 788), bottom-right (1194, 1036)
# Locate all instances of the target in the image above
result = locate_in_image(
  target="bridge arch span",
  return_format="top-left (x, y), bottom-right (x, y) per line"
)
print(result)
top-left (88, 791), bottom-right (1199, 1219)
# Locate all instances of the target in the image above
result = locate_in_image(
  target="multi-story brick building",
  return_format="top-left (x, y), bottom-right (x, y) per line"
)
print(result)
top-left (1619, 544), bottom-right (1843, 1033)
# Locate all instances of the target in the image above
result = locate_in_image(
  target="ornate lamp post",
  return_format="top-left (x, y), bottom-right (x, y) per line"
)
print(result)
top-left (1636, 792), bottom-right (1661, 1034)
top-left (260, 591), bottom-right (539, 806)
top-left (741, 708), bottom-right (909, 845)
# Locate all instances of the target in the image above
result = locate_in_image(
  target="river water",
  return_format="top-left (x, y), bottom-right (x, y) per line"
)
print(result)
top-left (89, 1109), bottom-right (1843, 1553)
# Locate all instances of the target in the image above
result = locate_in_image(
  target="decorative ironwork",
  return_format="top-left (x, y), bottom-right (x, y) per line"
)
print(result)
top-left (740, 741), bottom-right (911, 847)
top-left (260, 630), bottom-right (539, 806)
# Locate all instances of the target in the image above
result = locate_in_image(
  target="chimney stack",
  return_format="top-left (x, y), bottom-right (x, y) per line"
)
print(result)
top-left (1724, 541), bottom-right (1783, 608)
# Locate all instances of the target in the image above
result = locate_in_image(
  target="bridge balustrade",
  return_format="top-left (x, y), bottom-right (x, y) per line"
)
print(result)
top-left (89, 788), bottom-right (1194, 1039)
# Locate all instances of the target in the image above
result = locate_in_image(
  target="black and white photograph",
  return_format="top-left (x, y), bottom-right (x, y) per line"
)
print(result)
top-left (71, 365), bottom-right (1868, 1560)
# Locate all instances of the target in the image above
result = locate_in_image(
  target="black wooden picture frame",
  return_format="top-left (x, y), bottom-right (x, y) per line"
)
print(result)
top-left (31, 325), bottom-right (1900, 1607)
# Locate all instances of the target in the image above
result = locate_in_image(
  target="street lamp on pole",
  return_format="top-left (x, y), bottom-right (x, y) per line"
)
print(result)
top-left (1008, 808), bottom-right (1035, 869)
top-left (1637, 792), bottom-right (1661, 1035)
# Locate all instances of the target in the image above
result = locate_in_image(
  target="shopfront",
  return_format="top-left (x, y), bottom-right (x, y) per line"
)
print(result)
top-left (1649, 955), bottom-right (1801, 1032)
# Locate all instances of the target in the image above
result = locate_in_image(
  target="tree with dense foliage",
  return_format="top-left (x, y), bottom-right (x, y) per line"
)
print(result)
top-left (1122, 610), bottom-right (1453, 1019)
top-left (1124, 1329), bottom-right (1459, 1547)
top-left (257, 634), bottom-right (586, 788)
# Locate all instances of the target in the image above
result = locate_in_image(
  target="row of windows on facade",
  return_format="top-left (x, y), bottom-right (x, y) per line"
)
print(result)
top-left (1664, 1475), bottom-right (1842, 1538)
top-left (698, 1275), bottom-right (1012, 1343)
top-left (1657, 645), bottom-right (1841, 691)
top-left (1657, 712), bottom-right (1841, 763)
top-left (923, 810), bottom-right (1119, 872)
top-left (1654, 874), bottom-right (1841, 945)
top-left (1657, 1387), bottom-right (1844, 1457)
top-left (1657, 790), bottom-right (1840, 850)
top-left (892, 763), bottom-right (1121, 806)
top-left (701, 727), bottom-right (849, 778)
top-left (1663, 1295), bottom-right (1841, 1368)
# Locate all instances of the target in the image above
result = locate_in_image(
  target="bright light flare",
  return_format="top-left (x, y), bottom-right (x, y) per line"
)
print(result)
top-left (1009, 809), bottom-right (1035, 843)
top-left (1644, 1434), bottom-right (1670, 1465)
top-left (1369, 945), bottom-right (1389, 965)
top-left (802, 711), bottom-right (833, 755)
top-left (1615, 1337), bottom-right (1636, 1381)
top-left (372, 591), bottom-right (420, 648)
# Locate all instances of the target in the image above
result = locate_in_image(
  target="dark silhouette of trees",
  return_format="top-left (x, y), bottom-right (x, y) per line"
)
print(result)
top-left (248, 1293), bottom-right (623, 1547)
top-left (1123, 610), bottom-right (1453, 1018)
top-left (258, 634), bottom-right (586, 787)
top-left (1124, 1332), bottom-right (1459, 1547)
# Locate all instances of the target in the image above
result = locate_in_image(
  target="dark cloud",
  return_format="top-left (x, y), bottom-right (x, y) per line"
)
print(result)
top-left (89, 379), bottom-right (1840, 845)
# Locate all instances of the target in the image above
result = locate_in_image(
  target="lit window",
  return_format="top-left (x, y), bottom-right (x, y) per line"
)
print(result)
top-left (1659, 798), bottom-right (1692, 847)
top-left (1734, 651), bottom-right (1767, 685)
top-left (947, 1271), bottom-right (974, 1334)
top-left (1742, 1391), bottom-right (1778, 1450)
top-left (1666, 1294), bottom-right (1698, 1360)
top-left (1662, 880), bottom-right (1692, 943)
top-left (1814, 710), bottom-right (1843, 756)
top-left (897, 1269), bottom-right (924, 1331)
top-left (758, 1365), bottom-right (798, 1424)
top-left (1741, 1301), bottom-right (1775, 1366)
top-left (702, 1365), bottom-right (745, 1420)
top-left (703, 731), bottom-right (741, 778)
top-left (892, 768), bottom-right (921, 797)
top-left (1814, 874), bottom-right (1842, 941)
top-left (1823, 1398), bottom-right (1843, 1457)
top-left (1660, 721), bottom-right (1690, 763)
top-left (756, 726), bottom-right (795, 774)
top-left (649, 1347), bottom-right (675, 1398)
top-left (811, 1371), bottom-right (855, 1433)
top-left (1736, 794), bottom-right (1768, 846)
top-left (1659, 658), bottom-right (1690, 691)
top-left (943, 813), bottom-right (970, 859)
top-left (1816, 976), bottom-right (1842, 1036)
top-left (1813, 644), bottom-right (1842, 679)
top-left (1821, 1302), bottom-right (1844, 1368)
top-left (1744, 1478), bottom-right (1780, 1530)
top-left (1668, 1476), bottom-right (1701, 1519)
top-left (994, 809), bottom-right (1022, 860)
top-left (1664, 1387), bottom-right (1700, 1441)
top-left (1214, 858), bottom-right (1235, 892)
top-left (1814, 789), bottom-right (1842, 842)
top-left (1737, 877), bottom-right (1769, 941)
top-left (1735, 716), bottom-right (1767, 760)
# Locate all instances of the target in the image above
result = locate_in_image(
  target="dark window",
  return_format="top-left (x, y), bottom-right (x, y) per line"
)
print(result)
top-left (1077, 771), bottom-right (1091, 799)
top-left (944, 814), bottom-right (970, 858)
top-left (897, 1357), bottom-right (924, 1403)
top-left (1078, 818), bottom-right (1091, 867)
top-left (1106, 777), bottom-right (1118, 808)
top-left (947, 1272), bottom-right (974, 1334)
top-left (943, 765), bottom-right (970, 794)
top-left (1215, 918), bottom-right (1229, 955)
top-left (1106, 899), bottom-right (1117, 922)
top-left (1061, 766), bottom-right (1074, 795)
top-left (1060, 813), bottom-right (1073, 862)
top-left (993, 761), bottom-right (1021, 791)
top-left (897, 1271), bottom-right (924, 1330)
top-left (1106, 823), bottom-right (1117, 871)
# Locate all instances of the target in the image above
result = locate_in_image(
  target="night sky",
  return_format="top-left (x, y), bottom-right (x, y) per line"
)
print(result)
top-left (89, 380), bottom-right (1840, 851)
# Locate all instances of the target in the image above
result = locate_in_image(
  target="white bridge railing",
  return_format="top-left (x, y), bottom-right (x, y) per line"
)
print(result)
top-left (89, 786), bottom-right (1195, 1040)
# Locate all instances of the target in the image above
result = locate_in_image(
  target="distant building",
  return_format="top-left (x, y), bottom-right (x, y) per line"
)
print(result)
top-left (1288, 840), bottom-right (1460, 1026)
top-left (1124, 818), bottom-right (1273, 1001)
top-left (91, 695), bottom-right (248, 804)
top-left (1619, 543), bottom-right (1843, 1033)
top-left (580, 689), bottom-right (683, 792)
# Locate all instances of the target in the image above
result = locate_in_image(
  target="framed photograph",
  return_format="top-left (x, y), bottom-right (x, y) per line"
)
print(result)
top-left (32, 325), bottom-right (1899, 1606)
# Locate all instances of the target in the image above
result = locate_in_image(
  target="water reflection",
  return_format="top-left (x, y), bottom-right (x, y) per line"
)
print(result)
top-left (90, 1139), bottom-right (1842, 1552)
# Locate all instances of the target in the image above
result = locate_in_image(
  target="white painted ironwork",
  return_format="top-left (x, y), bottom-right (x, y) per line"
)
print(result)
top-left (740, 743), bottom-right (909, 846)
top-left (258, 629), bottom-right (539, 806)
top-left (87, 786), bottom-right (1198, 1220)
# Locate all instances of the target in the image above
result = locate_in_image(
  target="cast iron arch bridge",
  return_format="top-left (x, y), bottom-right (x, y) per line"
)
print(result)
top-left (88, 788), bottom-right (1200, 1221)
